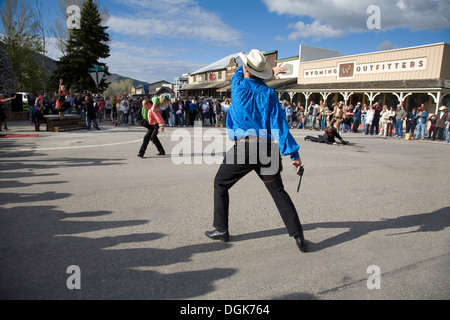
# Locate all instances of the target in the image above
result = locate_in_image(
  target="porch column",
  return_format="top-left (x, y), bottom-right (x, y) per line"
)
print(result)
top-left (427, 92), bottom-right (442, 114)
top-left (393, 92), bottom-right (413, 107)
top-left (364, 92), bottom-right (381, 105)
top-left (302, 92), bottom-right (312, 108)
top-left (340, 92), bottom-right (354, 106)
top-left (289, 92), bottom-right (295, 104)
top-left (320, 92), bottom-right (332, 104)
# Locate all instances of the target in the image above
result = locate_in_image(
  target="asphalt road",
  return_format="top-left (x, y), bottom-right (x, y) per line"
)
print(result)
top-left (1, 120), bottom-right (449, 302)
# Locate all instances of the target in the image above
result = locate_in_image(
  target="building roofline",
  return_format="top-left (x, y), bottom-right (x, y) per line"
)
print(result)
top-left (299, 42), bottom-right (448, 64)
top-left (276, 56), bottom-right (299, 63)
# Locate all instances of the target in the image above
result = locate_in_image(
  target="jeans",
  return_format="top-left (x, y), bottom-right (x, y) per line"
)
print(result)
top-left (446, 124), bottom-right (450, 142)
top-left (65, 105), bottom-right (73, 115)
top-left (415, 123), bottom-right (426, 139)
top-left (318, 117), bottom-right (326, 130)
top-left (29, 105), bottom-right (35, 121)
top-left (308, 115), bottom-right (315, 129)
top-left (395, 120), bottom-right (403, 137)
top-left (86, 116), bottom-right (99, 130)
top-left (352, 118), bottom-right (361, 133)
top-left (286, 115), bottom-right (292, 127)
top-left (363, 121), bottom-right (369, 134)
top-left (176, 113), bottom-right (185, 126)
top-left (169, 112), bottom-right (175, 127)
top-left (129, 112), bottom-right (134, 125)
top-left (341, 123), bottom-right (351, 132)
top-left (213, 142), bottom-right (305, 239)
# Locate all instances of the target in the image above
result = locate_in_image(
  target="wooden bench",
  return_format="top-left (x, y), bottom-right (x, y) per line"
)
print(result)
top-left (44, 115), bottom-right (86, 132)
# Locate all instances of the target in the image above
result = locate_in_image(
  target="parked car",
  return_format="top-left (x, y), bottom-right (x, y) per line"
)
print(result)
top-left (17, 92), bottom-right (31, 104)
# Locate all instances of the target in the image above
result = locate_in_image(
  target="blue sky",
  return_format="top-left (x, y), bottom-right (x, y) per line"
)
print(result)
top-left (5, 0), bottom-right (450, 84)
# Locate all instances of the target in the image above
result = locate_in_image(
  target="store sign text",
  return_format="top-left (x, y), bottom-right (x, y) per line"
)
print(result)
top-left (304, 58), bottom-right (427, 79)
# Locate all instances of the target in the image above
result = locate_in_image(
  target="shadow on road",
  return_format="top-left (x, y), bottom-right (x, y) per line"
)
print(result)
top-left (0, 153), bottom-right (236, 300)
top-left (233, 207), bottom-right (450, 253)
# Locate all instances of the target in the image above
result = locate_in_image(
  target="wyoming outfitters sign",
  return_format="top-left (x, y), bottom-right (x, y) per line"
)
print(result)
top-left (304, 58), bottom-right (427, 80)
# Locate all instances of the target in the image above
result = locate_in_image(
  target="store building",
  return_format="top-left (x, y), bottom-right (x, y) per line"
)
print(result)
top-left (133, 80), bottom-right (174, 97)
top-left (279, 42), bottom-right (450, 114)
top-left (179, 52), bottom-right (247, 99)
top-left (179, 45), bottom-right (341, 100)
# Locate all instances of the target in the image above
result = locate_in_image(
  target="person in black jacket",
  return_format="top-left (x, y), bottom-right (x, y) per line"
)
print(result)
top-left (304, 126), bottom-right (348, 145)
top-left (85, 94), bottom-right (100, 130)
top-left (405, 108), bottom-right (417, 135)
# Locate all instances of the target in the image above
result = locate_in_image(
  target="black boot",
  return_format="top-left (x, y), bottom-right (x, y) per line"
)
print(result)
top-left (205, 229), bottom-right (229, 242)
top-left (295, 237), bottom-right (308, 253)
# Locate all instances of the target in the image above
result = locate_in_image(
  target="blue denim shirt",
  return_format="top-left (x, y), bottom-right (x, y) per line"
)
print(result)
top-left (227, 66), bottom-right (300, 161)
top-left (415, 111), bottom-right (428, 125)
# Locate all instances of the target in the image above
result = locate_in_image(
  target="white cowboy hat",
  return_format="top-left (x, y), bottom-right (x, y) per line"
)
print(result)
top-left (439, 106), bottom-right (447, 111)
top-left (239, 49), bottom-right (273, 80)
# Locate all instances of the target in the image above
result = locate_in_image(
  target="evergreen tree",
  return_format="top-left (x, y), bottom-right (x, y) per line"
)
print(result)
top-left (54, 0), bottom-right (110, 93)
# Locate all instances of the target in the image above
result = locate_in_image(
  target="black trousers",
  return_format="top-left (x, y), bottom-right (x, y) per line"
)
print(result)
top-left (305, 135), bottom-right (327, 143)
top-left (138, 125), bottom-right (164, 156)
top-left (406, 122), bottom-right (416, 134)
top-left (213, 141), bottom-right (305, 239)
top-left (432, 127), bottom-right (445, 140)
top-left (370, 118), bottom-right (380, 135)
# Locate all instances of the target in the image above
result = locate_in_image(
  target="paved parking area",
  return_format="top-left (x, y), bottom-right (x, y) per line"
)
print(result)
top-left (1, 121), bottom-right (449, 301)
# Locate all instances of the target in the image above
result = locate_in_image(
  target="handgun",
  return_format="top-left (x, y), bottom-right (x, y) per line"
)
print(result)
top-left (297, 166), bottom-right (304, 193)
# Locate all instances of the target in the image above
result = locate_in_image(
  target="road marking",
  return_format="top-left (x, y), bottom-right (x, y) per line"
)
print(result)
top-left (1, 130), bottom-right (311, 153)
top-left (3, 139), bottom-right (142, 152)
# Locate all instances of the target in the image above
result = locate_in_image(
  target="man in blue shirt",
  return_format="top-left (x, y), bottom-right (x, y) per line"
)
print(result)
top-left (205, 49), bottom-right (307, 253)
top-left (352, 102), bottom-right (362, 133)
top-left (415, 105), bottom-right (428, 140)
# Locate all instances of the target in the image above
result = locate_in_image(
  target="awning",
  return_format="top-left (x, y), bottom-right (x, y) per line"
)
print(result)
top-left (179, 81), bottom-right (230, 91)
top-left (279, 78), bottom-right (450, 93)
top-left (216, 78), bottom-right (297, 93)
top-left (265, 78), bottom-right (297, 90)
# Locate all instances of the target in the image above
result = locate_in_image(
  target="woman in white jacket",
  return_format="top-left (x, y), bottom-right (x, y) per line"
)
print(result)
top-left (379, 105), bottom-right (388, 136)
top-left (383, 106), bottom-right (396, 137)
top-left (365, 105), bottom-right (375, 135)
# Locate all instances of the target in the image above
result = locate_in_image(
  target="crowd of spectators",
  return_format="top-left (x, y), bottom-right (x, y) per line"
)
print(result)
top-left (129, 96), bottom-right (231, 128)
top-left (281, 99), bottom-right (450, 142)
top-left (16, 93), bottom-right (450, 142)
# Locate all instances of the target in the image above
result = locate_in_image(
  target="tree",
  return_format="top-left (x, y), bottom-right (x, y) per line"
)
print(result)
top-left (0, 0), bottom-right (43, 92)
top-left (34, 0), bottom-right (52, 94)
top-left (0, 45), bottom-right (17, 96)
top-left (54, 0), bottom-right (110, 93)
top-left (103, 79), bottom-right (134, 98)
top-left (53, 0), bottom-right (83, 56)
top-left (378, 41), bottom-right (398, 51)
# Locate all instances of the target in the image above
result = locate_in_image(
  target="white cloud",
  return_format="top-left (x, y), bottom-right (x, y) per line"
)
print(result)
top-left (287, 20), bottom-right (346, 41)
top-left (106, 41), bottom-right (204, 83)
top-left (92, 0), bottom-right (244, 82)
top-left (108, 0), bottom-right (242, 47)
top-left (262, 0), bottom-right (450, 40)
